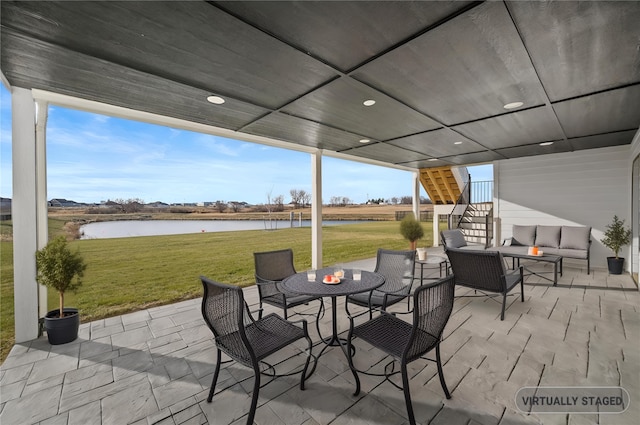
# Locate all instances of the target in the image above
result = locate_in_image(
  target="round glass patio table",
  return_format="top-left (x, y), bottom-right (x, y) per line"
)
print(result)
top-left (281, 268), bottom-right (384, 347)
top-left (416, 255), bottom-right (450, 283)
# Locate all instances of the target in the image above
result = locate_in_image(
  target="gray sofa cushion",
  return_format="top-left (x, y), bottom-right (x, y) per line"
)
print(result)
top-left (441, 229), bottom-right (467, 248)
top-left (560, 226), bottom-right (591, 250)
top-left (488, 245), bottom-right (528, 256)
top-left (555, 248), bottom-right (589, 260)
top-left (511, 225), bottom-right (536, 246)
top-left (535, 226), bottom-right (561, 248)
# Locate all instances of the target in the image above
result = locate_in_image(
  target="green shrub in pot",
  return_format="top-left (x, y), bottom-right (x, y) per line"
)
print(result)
top-left (600, 215), bottom-right (631, 275)
top-left (35, 236), bottom-right (86, 344)
top-left (399, 213), bottom-right (424, 250)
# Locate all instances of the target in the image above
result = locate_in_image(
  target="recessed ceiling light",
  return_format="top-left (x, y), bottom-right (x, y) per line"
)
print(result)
top-left (503, 101), bottom-right (523, 110)
top-left (454, 141), bottom-right (463, 145)
top-left (363, 99), bottom-right (376, 107)
top-left (540, 141), bottom-right (554, 146)
top-left (428, 158), bottom-right (438, 162)
top-left (207, 95), bottom-right (225, 105)
top-left (359, 139), bottom-right (370, 144)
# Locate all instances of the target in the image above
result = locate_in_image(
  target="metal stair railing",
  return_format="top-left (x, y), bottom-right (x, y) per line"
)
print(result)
top-left (447, 179), bottom-right (471, 230)
top-left (448, 179), bottom-right (494, 248)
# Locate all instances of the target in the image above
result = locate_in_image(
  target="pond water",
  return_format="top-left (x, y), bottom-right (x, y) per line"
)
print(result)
top-left (80, 219), bottom-right (365, 239)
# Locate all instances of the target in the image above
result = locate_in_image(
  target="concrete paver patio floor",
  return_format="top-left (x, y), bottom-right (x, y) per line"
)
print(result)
top-left (1, 251), bottom-right (638, 425)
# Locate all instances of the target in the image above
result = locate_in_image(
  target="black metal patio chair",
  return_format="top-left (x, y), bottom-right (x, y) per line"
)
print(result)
top-left (254, 248), bottom-right (323, 319)
top-left (200, 276), bottom-right (313, 425)
top-left (445, 247), bottom-right (524, 320)
top-left (346, 248), bottom-right (416, 319)
top-left (346, 275), bottom-right (455, 425)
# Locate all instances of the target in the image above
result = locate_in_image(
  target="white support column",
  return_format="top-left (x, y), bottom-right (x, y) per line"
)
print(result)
top-left (12, 87), bottom-right (41, 342)
top-left (311, 151), bottom-right (323, 269)
top-left (36, 100), bottom-right (49, 317)
top-left (412, 171), bottom-right (420, 221)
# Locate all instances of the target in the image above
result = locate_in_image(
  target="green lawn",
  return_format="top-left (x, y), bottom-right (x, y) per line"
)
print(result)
top-left (1, 220), bottom-right (433, 363)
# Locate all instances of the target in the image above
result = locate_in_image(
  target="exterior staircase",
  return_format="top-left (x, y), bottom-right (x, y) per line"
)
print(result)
top-left (456, 201), bottom-right (493, 247)
top-left (419, 165), bottom-right (494, 248)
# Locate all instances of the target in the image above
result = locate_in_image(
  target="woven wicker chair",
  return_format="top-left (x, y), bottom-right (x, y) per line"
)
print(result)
top-left (254, 248), bottom-right (322, 319)
top-left (346, 275), bottom-right (455, 425)
top-left (200, 276), bottom-right (313, 425)
top-left (445, 247), bottom-right (524, 320)
top-left (346, 249), bottom-right (416, 319)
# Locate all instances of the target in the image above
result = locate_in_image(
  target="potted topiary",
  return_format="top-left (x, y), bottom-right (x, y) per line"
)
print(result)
top-left (35, 236), bottom-right (86, 344)
top-left (600, 215), bottom-right (631, 275)
top-left (400, 213), bottom-right (424, 250)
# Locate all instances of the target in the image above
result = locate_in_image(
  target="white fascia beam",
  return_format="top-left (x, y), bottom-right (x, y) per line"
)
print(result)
top-left (31, 89), bottom-right (419, 174)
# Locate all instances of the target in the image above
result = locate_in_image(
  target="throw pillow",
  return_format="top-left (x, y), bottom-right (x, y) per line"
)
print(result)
top-left (511, 225), bottom-right (536, 246)
top-left (442, 230), bottom-right (467, 249)
top-left (560, 226), bottom-right (591, 250)
top-left (535, 226), bottom-right (561, 248)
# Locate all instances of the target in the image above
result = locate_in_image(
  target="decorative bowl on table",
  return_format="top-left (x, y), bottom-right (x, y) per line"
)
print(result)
top-left (323, 274), bottom-right (341, 284)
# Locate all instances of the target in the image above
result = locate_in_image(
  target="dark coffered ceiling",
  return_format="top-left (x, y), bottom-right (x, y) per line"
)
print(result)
top-left (1, 1), bottom-right (639, 170)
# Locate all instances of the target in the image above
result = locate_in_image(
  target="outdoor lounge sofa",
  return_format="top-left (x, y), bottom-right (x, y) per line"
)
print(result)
top-left (490, 225), bottom-right (592, 274)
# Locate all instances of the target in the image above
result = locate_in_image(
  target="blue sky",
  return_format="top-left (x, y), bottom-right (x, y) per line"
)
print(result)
top-left (0, 84), bottom-right (492, 205)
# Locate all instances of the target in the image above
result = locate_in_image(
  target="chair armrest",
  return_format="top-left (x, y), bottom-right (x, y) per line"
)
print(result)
top-left (345, 303), bottom-right (372, 321)
top-left (389, 308), bottom-right (413, 317)
top-left (249, 307), bottom-right (263, 318)
top-left (381, 287), bottom-right (412, 310)
top-left (286, 317), bottom-right (309, 333)
top-left (255, 276), bottom-right (281, 298)
top-left (382, 285), bottom-right (412, 296)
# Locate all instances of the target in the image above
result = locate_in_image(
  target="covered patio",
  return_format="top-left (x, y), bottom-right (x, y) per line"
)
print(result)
top-left (2, 1), bottom-right (640, 424)
top-left (1, 252), bottom-right (638, 425)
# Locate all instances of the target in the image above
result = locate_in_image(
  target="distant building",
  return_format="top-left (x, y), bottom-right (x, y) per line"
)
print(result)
top-left (49, 198), bottom-right (87, 208)
top-left (147, 201), bottom-right (169, 208)
top-left (0, 197), bottom-right (11, 220)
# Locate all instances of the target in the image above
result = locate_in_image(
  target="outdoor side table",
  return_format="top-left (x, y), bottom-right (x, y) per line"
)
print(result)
top-left (415, 256), bottom-right (449, 284)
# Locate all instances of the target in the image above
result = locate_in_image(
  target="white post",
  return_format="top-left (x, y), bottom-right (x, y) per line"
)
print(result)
top-left (311, 151), bottom-right (323, 269)
top-left (36, 100), bottom-right (49, 318)
top-left (412, 171), bottom-right (420, 221)
top-left (12, 87), bottom-right (41, 342)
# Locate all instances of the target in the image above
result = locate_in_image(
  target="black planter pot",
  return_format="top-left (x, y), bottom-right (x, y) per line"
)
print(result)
top-left (44, 308), bottom-right (79, 345)
top-left (606, 257), bottom-right (625, 275)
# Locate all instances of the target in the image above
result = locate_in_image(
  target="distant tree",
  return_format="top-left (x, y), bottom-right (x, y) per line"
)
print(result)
top-left (301, 191), bottom-right (311, 207)
top-left (112, 198), bottom-right (144, 213)
top-left (400, 196), bottom-right (413, 205)
top-left (390, 197), bottom-right (399, 205)
top-left (330, 196), bottom-right (342, 207)
top-left (329, 196), bottom-right (351, 207)
top-left (289, 189), bottom-right (307, 208)
top-left (214, 200), bottom-right (226, 213)
top-left (228, 201), bottom-right (241, 212)
top-left (265, 190), bottom-right (284, 214)
top-left (273, 194), bottom-right (285, 212)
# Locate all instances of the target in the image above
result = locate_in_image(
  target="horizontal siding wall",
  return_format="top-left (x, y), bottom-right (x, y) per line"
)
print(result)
top-left (630, 130), bottom-right (640, 280)
top-left (494, 145), bottom-right (629, 270)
